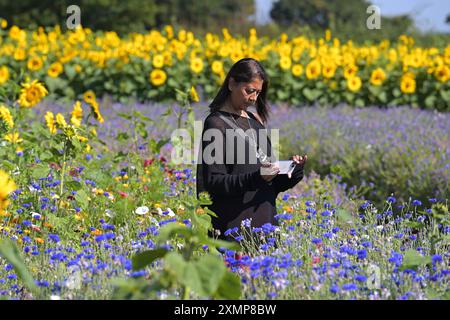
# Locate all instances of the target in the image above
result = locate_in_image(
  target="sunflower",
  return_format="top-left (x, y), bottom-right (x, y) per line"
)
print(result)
top-left (0, 66), bottom-right (9, 85)
top-left (370, 68), bottom-right (386, 86)
top-left (47, 62), bottom-right (64, 78)
top-left (344, 65), bottom-right (358, 79)
top-left (4, 132), bottom-right (23, 143)
top-left (27, 56), bottom-right (44, 71)
top-left (211, 60), bottom-right (223, 74)
top-left (18, 80), bottom-right (48, 108)
top-left (400, 74), bottom-right (416, 94)
top-left (83, 90), bottom-right (96, 104)
top-left (279, 56), bottom-right (292, 70)
top-left (150, 69), bottom-right (167, 86)
top-left (322, 63), bottom-right (336, 79)
top-left (70, 101), bottom-right (83, 127)
top-left (0, 105), bottom-right (14, 129)
top-left (152, 54), bottom-right (165, 68)
top-left (190, 57), bottom-right (204, 74)
top-left (44, 111), bottom-right (57, 134)
top-left (190, 86), bottom-right (199, 102)
top-left (306, 60), bottom-right (321, 80)
top-left (291, 64), bottom-right (303, 77)
top-left (13, 48), bottom-right (26, 61)
top-left (90, 100), bottom-right (104, 124)
top-left (56, 113), bottom-right (67, 128)
top-left (434, 65), bottom-right (450, 83)
top-left (0, 169), bottom-right (16, 215)
top-left (347, 76), bottom-right (362, 92)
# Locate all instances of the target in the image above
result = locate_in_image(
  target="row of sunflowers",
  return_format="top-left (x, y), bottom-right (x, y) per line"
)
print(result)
top-left (0, 20), bottom-right (449, 109)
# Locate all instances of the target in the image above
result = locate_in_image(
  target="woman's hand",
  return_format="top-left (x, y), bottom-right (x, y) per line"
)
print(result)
top-left (288, 154), bottom-right (308, 178)
top-left (260, 162), bottom-right (280, 182)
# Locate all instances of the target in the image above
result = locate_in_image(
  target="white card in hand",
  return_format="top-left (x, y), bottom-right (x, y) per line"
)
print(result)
top-left (276, 160), bottom-right (296, 175)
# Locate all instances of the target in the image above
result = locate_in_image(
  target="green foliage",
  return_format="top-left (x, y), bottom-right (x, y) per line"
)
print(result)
top-left (0, 0), bottom-right (254, 34)
top-left (270, 0), bottom-right (416, 42)
top-left (0, 239), bottom-right (40, 298)
top-left (113, 193), bottom-right (241, 300)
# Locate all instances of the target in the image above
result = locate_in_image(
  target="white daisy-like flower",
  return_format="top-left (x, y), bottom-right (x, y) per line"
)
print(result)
top-left (167, 208), bottom-right (175, 217)
top-left (135, 206), bottom-right (149, 215)
top-left (105, 209), bottom-right (115, 218)
top-left (156, 207), bottom-right (163, 216)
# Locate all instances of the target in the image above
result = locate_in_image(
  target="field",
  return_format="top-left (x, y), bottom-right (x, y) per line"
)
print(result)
top-left (0, 23), bottom-right (449, 300)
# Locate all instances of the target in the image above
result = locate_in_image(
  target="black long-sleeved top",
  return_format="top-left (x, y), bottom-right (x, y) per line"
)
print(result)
top-left (196, 110), bottom-right (304, 239)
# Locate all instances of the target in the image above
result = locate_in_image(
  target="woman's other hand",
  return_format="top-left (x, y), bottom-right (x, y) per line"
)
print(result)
top-left (260, 162), bottom-right (279, 182)
top-left (288, 154), bottom-right (308, 178)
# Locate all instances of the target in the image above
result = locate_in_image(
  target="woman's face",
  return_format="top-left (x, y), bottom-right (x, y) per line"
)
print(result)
top-left (229, 77), bottom-right (263, 111)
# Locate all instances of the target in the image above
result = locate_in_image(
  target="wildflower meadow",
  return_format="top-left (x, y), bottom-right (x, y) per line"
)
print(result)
top-left (0, 16), bottom-right (449, 302)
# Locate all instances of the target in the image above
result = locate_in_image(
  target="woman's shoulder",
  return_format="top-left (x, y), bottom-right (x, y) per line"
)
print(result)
top-left (203, 111), bottom-right (227, 129)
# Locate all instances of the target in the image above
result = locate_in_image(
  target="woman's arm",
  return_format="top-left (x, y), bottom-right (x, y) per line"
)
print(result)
top-left (271, 165), bottom-right (304, 194)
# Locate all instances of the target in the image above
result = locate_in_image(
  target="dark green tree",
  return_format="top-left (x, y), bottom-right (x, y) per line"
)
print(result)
top-left (270, 0), bottom-right (370, 29)
top-left (0, 0), bottom-right (156, 33)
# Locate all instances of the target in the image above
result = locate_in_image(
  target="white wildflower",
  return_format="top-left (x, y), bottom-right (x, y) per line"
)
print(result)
top-left (167, 208), bottom-right (175, 217)
top-left (135, 206), bottom-right (149, 215)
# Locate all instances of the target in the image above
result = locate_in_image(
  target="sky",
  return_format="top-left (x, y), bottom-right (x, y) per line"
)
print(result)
top-left (255, 0), bottom-right (450, 33)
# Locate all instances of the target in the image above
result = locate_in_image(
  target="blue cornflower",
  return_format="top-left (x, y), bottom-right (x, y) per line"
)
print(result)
top-left (331, 262), bottom-right (340, 268)
top-left (224, 227), bottom-right (238, 236)
top-left (387, 196), bottom-right (396, 203)
top-left (22, 220), bottom-right (32, 227)
top-left (306, 207), bottom-right (316, 214)
top-left (332, 227), bottom-right (340, 233)
top-left (409, 235), bottom-right (417, 241)
top-left (321, 210), bottom-right (332, 217)
top-left (412, 200), bottom-right (422, 206)
top-left (323, 232), bottom-right (333, 239)
top-left (362, 241), bottom-right (372, 248)
top-left (36, 280), bottom-right (50, 287)
top-left (388, 251), bottom-right (403, 266)
top-left (7, 274), bottom-right (17, 280)
top-left (355, 275), bottom-right (367, 282)
top-left (261, 223), bottom-right (276, 234)
top-left (282, 194), bottom-right (290, 201)
top-left (101, 223), bottom-right (115, 231)
top-left (428, 198), bottom-right (437, 203)
top-left (105, 233), bottom-right (115, 240)
top-left (357, 249), bottom-right (367, 260)
top-left (431, 254), bottom-right (442, 264)
top-left (342, 283), bottom-right (358, 291)
top-left (130, 270), bottom-right (146, 278)
top-left (48, 234), bottom-right (60, 243)
top-left (95, 234), bottom-right (106, 242)
top-left (360, 201), bottom-right (370, 209)
top-left (312, 238), bottom-right (322, 245)
top-left (305, 200), bottom-right (314, 207)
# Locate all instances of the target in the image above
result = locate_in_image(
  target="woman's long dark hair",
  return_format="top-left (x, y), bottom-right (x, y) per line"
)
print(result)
top-left (209, 58), bottom-right (270, 123)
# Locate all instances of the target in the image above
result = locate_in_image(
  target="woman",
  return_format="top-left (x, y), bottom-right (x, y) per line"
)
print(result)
top-left (196, 58), bottom-right (307, 240)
